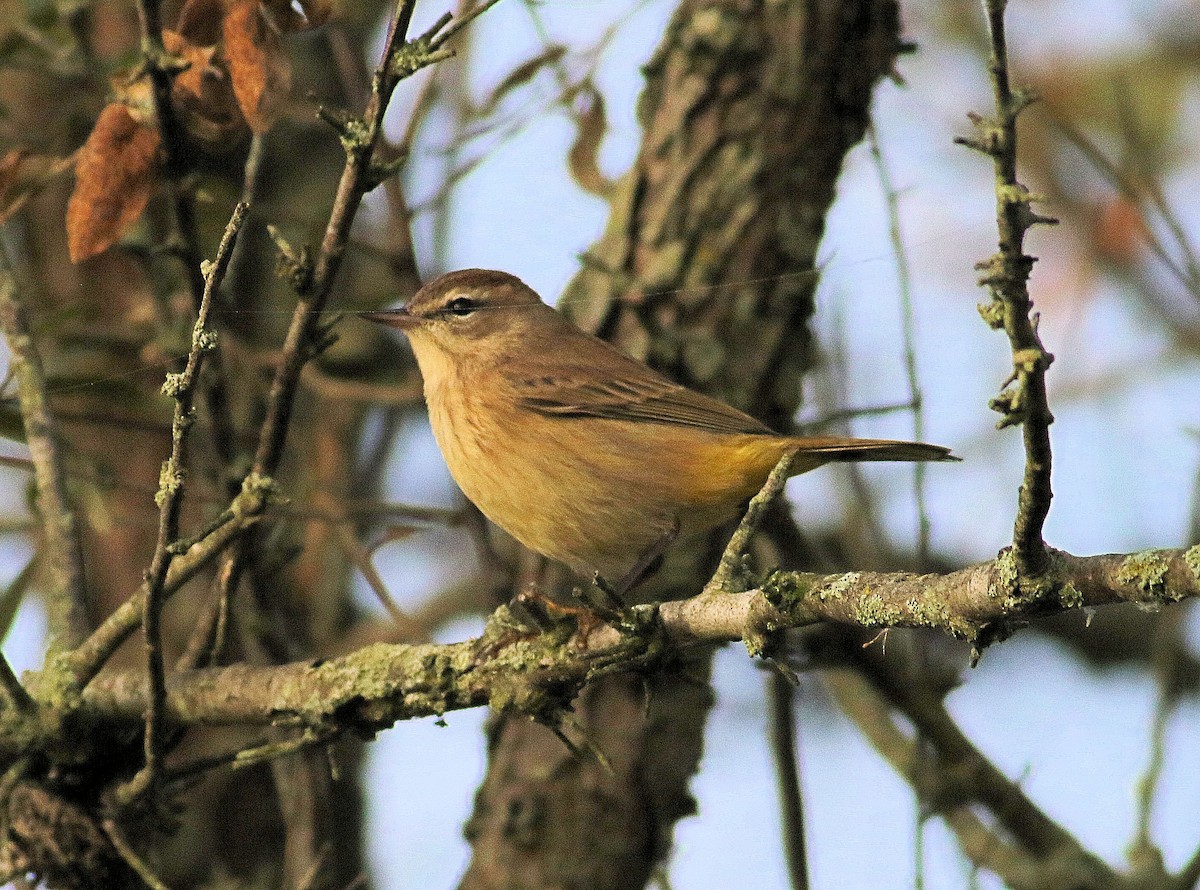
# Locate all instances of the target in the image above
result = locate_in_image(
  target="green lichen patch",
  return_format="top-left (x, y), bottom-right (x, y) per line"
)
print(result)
top-left (1116, 550), bottom-right (1172, 600)
top-left (1057, 582), bottom-right (1083, 610)
top-left (852, 592), bottom-right (890, 627)
top-left (820, 572), bottom-right (862, 604)
top-left (902, 592), bottom-right (978, 642)
top-left (1185, 545), bottom-right (1200, 584)
top-left (992, 549), bottom-right (1019, 599)
top-left (759, 569), bottom-right (810, 610)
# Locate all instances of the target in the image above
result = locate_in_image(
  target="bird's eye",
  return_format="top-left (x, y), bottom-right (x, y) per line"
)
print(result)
top-left (445, 297), bottom-right (477, 317)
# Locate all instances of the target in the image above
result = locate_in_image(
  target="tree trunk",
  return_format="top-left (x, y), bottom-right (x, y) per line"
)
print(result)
top-left (458, 1), bottom-right (903, 887)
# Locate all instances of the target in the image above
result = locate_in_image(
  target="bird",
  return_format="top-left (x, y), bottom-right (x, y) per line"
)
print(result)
top-left (361, 268), bottom-right (956, 590)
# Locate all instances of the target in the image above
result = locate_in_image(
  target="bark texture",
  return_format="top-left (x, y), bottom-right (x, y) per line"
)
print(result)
top-left (458, 1), bottom-right (903, 887)
top-left (0, 5), bottom-right (395, 886)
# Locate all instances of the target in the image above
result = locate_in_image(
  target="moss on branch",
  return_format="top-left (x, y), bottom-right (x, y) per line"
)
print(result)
top-left (68, 547), bottom-right (1200, 737)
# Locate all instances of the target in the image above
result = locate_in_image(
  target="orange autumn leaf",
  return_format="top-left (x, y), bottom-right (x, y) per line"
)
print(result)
top-left (163, 27), bottom-right (245, 147)
top-left (223, 0), bottom-right (292, 133)
top-left (163, 28), bottom-right (218, 101)
top-left (66, 103), bottom-right (161, 263)
top-left (0, 149), bottom-right (76, 225)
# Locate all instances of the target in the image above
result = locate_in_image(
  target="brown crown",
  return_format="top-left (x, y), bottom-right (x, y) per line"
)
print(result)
top-left (407, 268), bottom-right (543, 314)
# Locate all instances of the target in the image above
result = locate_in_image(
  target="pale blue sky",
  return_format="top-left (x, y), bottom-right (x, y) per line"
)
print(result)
top-left (3, 1), bottom-right (1199, 888)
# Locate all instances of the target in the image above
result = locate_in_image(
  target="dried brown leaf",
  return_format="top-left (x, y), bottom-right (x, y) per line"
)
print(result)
top-left (223, 0), bottom-right (292, 133)
top-left (162, 27), bottom-right (245, 147)
top-left (163, 28), bottom-right (217, 99)
top-left (176, 0), bottom-right (224, 44)
top-left (567, 85), bottom-right (613, 198)
top-left (66, 103), bottom-right (161, 263)
top-left (0, 149), bottom-right (76, 225)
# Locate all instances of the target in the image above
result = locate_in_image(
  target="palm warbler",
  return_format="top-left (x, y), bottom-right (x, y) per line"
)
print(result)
top-left (362, 269), bottom-right (955, 584)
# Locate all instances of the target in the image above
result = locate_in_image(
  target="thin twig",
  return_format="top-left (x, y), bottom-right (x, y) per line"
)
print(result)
top-left (118, 202), bottom-right (249, 806)
top-left (825, 668), bottom-right (1061, 890)
top-left (134, 0), bottom-right (241, 475)
top-left (0, 455), bottom-right (33, 472)
top-left (957, 0), bottom-right (1058, 579)
top-left (330, 523), bottom-right (423, 635)
top-left (846, 643), bottom-right (1109, 876)
top-left (164, 727), bottom-right (337, 788)
top-left (175, 567), bottom-right (233, 671)
top-left (65, 325), bottom-right (271, 691)
top-left (794, 399), bottom-right (918, 433)
top-left (768, 671), bottom-right (808, 890)
top-left (705, 450), bottom-right (796, 594)
top-left (1048, 115), bottom-right (1199, 300)
top-left (1131, 609), bottom-right (1183, 869)
top-left (0, 247), bottom-right (89, 646)
top-left (869, 124), bottom-right (930, 566)
top-left (101, 817), bottom-right (172, 890)
top-left (133, 0), bottom-right (182, 174)
top-left (1111, 79), bottom-right (1200, 294)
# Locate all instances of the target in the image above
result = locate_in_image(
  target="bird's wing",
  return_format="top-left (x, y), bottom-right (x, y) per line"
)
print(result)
top-left (512, 366), bottom-right (773, 436)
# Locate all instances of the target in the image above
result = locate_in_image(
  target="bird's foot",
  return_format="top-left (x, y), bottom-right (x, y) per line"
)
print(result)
top-left (506, 587), bottom-right (611, 647)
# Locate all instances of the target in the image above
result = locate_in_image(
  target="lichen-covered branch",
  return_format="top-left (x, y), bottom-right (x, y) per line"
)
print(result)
top-left (462, 2), bottom-right (906, 885)
top-left (120, 202), bottom-right (248, 804)
top-left (75, 546), bottom-right (1200, 733)
top-left (958, 0), bottom-right (1059, 579)
top-left (134, 0), bottom-right (240, 474)
top-left (0, 252), bottom-right (89, 648)
top-left (64, 473), bottom-right (272, 691)
top-left (252, 0), bottom-right (497, 478)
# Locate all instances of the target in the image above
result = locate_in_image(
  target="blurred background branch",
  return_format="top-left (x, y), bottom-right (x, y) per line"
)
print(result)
top-left (0, 0), bottom-right (1197, 888)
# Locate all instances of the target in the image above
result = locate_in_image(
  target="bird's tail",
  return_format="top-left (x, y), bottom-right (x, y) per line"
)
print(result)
top-left (783, 436), bottom-right (959, 465)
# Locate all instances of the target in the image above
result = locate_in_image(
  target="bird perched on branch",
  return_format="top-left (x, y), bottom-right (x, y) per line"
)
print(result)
top-left (362, 269), bottom-right (956, 592)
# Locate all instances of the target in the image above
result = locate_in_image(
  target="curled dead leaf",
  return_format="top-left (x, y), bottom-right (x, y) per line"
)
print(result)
top-left (66, 103), bottom-right (161, 263)
top-left (568, 84), bottom-right (614, 198)
top-left (163, 28), bottom-right (245, 149)
top-left (163, 28), bottom-right (217, 100)
top-left (0, 149), bottom-right (76, 225)
top-left (175, 0), bottom-right (224, 45)
top-left (223, 0), bottom-right (293, 133)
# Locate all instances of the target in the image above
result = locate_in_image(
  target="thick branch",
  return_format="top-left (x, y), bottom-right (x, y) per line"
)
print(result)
top-left (79, 547), bottom-right (1200, 729)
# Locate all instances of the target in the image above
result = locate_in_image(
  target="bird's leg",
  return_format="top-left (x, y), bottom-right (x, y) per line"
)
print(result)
top-left (613, 516), bottom-right (681, 597)
top-left (582, 518), bottom-right (681, 629)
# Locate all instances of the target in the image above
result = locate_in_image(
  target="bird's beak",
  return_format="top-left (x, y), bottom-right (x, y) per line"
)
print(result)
top-left (357, 305), bottom-right (419, 330)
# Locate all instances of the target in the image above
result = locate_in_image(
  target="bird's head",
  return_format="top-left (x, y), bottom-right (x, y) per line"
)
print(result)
top-left (359, 269), bottom-right (555, 364)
